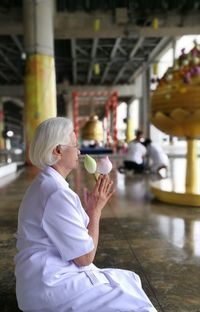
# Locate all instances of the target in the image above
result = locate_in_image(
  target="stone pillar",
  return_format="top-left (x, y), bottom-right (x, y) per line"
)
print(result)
top-left (0, 99), bottom-right (4, 150)
top-left (186, 138), bottom-right (198, 194)
top-left (126, 103), bottom-right (134, 142)
top-left (141, 66), bottom-right (150, 138)
top-left (23, 0), bottom-right (56, 162)
top-left (61, 79), bottom-right (73, 120)
top-left (66, 92), bottom-right (74, 121)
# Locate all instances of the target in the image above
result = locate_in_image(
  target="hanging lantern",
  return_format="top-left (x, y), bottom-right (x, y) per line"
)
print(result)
top-left (153, 63), bottom-right (158, 76)
top-left (94, 63), bottom-right (100, 75)
top-left (152, 18), bottom-right (159, 30)
top-left (94, 19), bottom-right (100, 32)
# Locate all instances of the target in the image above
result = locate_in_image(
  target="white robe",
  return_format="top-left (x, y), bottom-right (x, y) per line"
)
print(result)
top-left (14, 166), bottom-right (157, 312)
top-left (125, 142), bottom-right (146, 164)
top-left (147, 143), bottom-right (169, 172)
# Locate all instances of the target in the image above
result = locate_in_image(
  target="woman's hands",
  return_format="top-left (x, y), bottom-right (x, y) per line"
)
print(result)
top-left (83, 175), bottom-right (115, 213)
top-left (73, 175), bottom-right (115, 267)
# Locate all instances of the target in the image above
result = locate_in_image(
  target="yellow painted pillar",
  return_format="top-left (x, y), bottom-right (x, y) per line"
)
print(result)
top-left (23, 0), bottom-right (56, 163)
top-left (185, 138), bottom-right (198, 194)
top-left (125, 103), bottom-right (134, 143)
top-left (25, 54), bottom-right (56, 159)
top-left (126, 118), bottom-right (134, 143)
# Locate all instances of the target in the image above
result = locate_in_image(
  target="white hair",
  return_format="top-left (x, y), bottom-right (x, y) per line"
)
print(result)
top-left (29, 117), bottom-right (73, 169)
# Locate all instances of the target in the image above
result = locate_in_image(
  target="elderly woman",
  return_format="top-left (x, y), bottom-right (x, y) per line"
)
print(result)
top-left (14, 117), bottom-right (157, 312)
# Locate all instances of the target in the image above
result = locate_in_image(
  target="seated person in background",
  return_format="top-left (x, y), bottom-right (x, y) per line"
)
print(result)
top-left (143, 138), bottom-right (169, 176)
top-left (134, 129), bottom-right (144, 143)
top-left (123, 130), bottom-right (147, 174)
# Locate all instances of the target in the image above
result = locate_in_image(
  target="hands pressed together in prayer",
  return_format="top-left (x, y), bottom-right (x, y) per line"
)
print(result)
top-left (83, 174), bottom-right (115, 213)
top-left (74, 175), bottom-right (115, 267)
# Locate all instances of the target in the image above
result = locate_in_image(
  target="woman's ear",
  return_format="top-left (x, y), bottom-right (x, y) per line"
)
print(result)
top-left (52, 145), bottom-right (62, 156)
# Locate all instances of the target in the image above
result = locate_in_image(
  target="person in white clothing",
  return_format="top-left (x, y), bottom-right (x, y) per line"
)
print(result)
top-left (124, 140), bottom-right (147, 173)
top-left (119, 130), bottom-right (147, 174)
top-left (143, 138), bottom-right (169, 176)
top-left (14, 117), bottom-right (157, 312)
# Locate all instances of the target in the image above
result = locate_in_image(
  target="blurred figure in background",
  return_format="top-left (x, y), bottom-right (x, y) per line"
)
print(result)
top-left (134, 130), bottom-right (144, 143)
top-left (143, 138), bottom-right (169, 177)
top-left (119, 130), bottom-right (147, 174)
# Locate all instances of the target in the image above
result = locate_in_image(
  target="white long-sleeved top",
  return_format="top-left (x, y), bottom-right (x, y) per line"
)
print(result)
top-left (14, 166), bottom-right (157, 312)
top-left (125, 141), bottom-right (146, 164)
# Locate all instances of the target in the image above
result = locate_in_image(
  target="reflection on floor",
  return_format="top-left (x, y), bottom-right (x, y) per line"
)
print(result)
top-left (151, 157), bottom-right (200, 193)
top-left (0, 157), bottom-right (200, 312)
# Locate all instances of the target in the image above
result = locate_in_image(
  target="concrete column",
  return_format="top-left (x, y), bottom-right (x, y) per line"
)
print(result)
top-left (60, 80), bottom-right (73, 120)
top-left (125, 103), bottom-right (134, 143)
top-left (141, 65), bottom-right (150, 138)
top-left (169, 38), bottom-right (177, 145)
top-left (23, 0), bottom-right (56, 162)
top-left (0, 99), bottom-right (4, 149)
top-left (65, 92), bottom-right (74, 121)
top-left (186, 138), bottom-right (198, 194)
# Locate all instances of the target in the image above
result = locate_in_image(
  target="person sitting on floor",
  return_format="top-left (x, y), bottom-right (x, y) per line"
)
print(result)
top-left (119, 130), bottom-right (147, 174)
top-left (143, 138), bottom-right (169, 177)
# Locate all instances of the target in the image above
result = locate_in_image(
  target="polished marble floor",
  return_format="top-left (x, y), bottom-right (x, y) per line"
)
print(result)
top-left (0, 157), bottom-right (200, 312)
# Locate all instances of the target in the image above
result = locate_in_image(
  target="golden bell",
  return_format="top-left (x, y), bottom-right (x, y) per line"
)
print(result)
top-left (82, 115), bottom-right (103, 142)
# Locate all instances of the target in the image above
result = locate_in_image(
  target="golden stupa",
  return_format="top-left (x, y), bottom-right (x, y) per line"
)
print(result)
top-left (151, 41), bottom-right (200, 206)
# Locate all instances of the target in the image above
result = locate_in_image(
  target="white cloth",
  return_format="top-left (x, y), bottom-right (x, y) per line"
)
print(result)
top-left (14, 166), bottom-right (157, 312)
top-left (125, 142), bottom-right (146, 164)
top-left (147, 143), bottom-right (169, 172)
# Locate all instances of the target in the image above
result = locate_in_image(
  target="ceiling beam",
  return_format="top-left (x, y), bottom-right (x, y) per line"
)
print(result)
top-left (0, 83), bottom-right (138, 98)
top-left (0, 44), bottom-right (19, 54)
top-left (11, 35), bottom-right (24, 54)
top-left (55, 12), bottom-right (200, 38)
top-left (110, 37), bottom-right (122, 59)
top-left (1, 11), bottom-right (200, 37)
top-left (87, 38), bottom-right (99, 84)
top-left (71, 39), bottom-right (77, 84)
top-left (117, 46), bottom-right (127, 56)
top-left (0, 48), bottom-right (22, 79)
top-left (60, 56), bottom-right (144, 64)
top-left (0, 70), bottom-right (9, 82)
top-left (128, 37), bottom-right (172, 83)
top-left (147, 37), bottom-right (173, 64)
top-left (113, 37), bottom-right (144, 85)
top-left (129, 37), bottom-right (144, 58)
top-left (76, 46), bottom-right (89, 57)
top-left (101, 37), bottom-right (122, 84)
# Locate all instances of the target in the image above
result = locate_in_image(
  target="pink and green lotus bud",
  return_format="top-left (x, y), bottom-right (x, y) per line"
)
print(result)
top-left (84, 154), bottom-right (97, 174)
top-left (96, 156), bottom-right (112, 175)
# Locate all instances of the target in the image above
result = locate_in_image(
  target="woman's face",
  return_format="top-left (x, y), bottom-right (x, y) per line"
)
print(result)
top-left (60, 131), bottom-right (80, 171)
